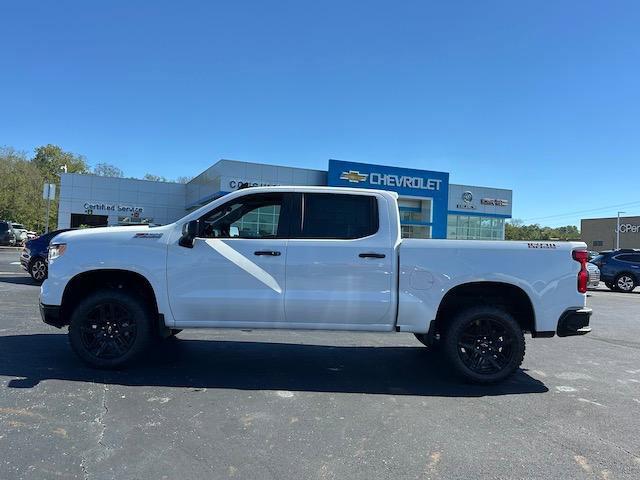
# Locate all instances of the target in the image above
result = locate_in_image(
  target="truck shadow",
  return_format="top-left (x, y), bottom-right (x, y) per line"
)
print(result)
top-left (0, 275), bottom-right (38, 286)
top-left (0, 334), bottom-right (548, 397)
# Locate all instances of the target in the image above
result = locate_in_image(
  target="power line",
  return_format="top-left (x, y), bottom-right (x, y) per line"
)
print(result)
top-left (544, 209), bottom-right (640, 229)
top-left (520, 200), bottom-right (640, 223)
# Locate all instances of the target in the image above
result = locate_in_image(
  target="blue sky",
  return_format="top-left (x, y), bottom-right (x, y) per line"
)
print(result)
top-left (2, 1), bottom-right (639, 226)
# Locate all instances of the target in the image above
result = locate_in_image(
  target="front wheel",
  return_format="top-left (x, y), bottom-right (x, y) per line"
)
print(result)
top-left (442, 306), bottom-right (525, 384)
top-left (614, 274), bottom-right (636, 293)
top-left (68, 290), bottom-right (153, 369)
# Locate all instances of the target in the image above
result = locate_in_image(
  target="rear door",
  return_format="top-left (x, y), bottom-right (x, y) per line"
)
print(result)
top-left (284, 192), bottom-right (395, 330)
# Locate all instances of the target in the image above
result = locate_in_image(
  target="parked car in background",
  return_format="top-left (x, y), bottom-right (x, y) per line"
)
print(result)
top-left (11, 223), bottom-right (28, 246)
top-left (586, 262), bottom-right (600, 289)
top-left (590, 249), bottom-right (640, 293)
top-left (0, 221), bottom-right (16, 246)
top-left (21, 229), bottom-right (73, 282)
top-left (26, 231), bottom-right (38, 240)
top-left (588, 251), bottom-right (600, 261)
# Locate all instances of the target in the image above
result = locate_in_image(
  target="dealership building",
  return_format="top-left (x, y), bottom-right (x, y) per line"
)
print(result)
top-left (582, 216), bottom-right (640, 251)
top-left (57, 159), bottom-right (512, 240)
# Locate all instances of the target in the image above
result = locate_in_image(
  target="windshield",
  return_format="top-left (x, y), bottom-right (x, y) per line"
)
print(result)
top-left (590, 255), bottom-right (604, 265)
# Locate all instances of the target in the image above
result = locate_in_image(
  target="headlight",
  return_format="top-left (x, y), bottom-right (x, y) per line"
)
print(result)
top-left (48, 243), bottom-right (67, 261)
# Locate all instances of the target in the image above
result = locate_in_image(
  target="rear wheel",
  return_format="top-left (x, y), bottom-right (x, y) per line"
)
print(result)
top-left (68, 290), bottom-right (153, 369)
top-left (615, 274), bottom-right (636, 293)
top-left (29, 258), bottom-right (47, 283)
top-left (442, 306), bottom-right (525, 384)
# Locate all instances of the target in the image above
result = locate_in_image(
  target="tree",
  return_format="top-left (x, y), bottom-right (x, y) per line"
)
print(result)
top-left (93, 162), bottom-right (124, 177)
top-left (29, 145), bottom-right (90, 231)
top-left (32, 144), bottom-right (89, 180)
top-left (506, 219), bottom-right (580, 241)
top-left (143, 173), bottom-right (168, 182)
top-left (175, 175), bottom-right (193, 184)
top-left (0, 146), bottom-right (46, 232)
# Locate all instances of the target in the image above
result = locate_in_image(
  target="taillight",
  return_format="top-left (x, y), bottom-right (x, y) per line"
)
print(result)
top-left (573, 250), bottom-right (588, 293)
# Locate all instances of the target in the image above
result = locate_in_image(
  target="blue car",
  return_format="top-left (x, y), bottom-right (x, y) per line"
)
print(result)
top-left (20, 229), bottom-right (73, 283)
top-left (590, 249), bottom-right (640, 293)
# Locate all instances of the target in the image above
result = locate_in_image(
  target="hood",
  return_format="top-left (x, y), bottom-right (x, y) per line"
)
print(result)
top-left (52, 224), bottom-right (174, 245)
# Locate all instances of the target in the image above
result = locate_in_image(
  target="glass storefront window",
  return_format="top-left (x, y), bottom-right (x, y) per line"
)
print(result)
top-left (447, 215), bottom-right (505, 240)
top-left (233, 204), bottom-right (281, 237)
top-left (401, 225), bottom-right (431, 239)
top-left (399, 199), bottom-right (433, 238)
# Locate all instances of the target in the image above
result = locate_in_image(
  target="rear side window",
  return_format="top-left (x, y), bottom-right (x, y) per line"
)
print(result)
top-left (0, 222), bottom-right (7, 233)
top-left (616, 254), bottom-right (640, 263)
top-left (298, 193), bottom-right (379, 239)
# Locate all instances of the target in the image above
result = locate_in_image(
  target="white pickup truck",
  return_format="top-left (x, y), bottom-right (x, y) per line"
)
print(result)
top-left (40, 186), bottom-right (592, 383)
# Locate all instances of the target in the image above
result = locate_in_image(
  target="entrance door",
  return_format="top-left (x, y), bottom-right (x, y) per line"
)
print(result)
top-left (70, 213), bottom-right (108, 228)
top-left (167, 192), bottom-right (290, 327)
top-left (284, 192), bottom-right (395, 330)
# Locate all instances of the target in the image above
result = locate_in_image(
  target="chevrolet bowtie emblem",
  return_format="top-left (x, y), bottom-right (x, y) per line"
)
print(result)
top-left (340, 170), bottom-right (368, 183)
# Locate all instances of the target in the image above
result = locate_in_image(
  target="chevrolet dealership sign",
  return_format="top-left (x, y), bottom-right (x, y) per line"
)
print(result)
top-left (329, 160), bottom-right (449, 199)
top-left (340, 169), bottom-right (443, 191)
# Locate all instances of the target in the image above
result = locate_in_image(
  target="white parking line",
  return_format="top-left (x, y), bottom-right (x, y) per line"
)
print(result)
top-left (9, 261), bottom-right (20, 265)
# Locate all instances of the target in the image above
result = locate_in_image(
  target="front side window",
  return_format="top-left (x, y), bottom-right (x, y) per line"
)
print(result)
top-left (200, 193), bottom-right (284, 239)
top-left (296, 193), bottom-right (378, 240)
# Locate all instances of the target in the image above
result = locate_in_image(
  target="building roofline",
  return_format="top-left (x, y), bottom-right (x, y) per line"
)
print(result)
top-left (211, 158), bottom-right (327, 174)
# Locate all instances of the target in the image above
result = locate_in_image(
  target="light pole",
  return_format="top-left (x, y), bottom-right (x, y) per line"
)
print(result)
top-left (616, 211), bottom-right (626, 250)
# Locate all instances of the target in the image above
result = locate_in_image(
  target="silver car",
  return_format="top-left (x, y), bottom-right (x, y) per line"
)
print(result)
top-left (11, 223), bottom-right (28, 246)
top-left (587, 262), bottom-right (600, 289)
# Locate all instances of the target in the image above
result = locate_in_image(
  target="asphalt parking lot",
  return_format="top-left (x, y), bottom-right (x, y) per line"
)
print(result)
top-left (1, 249), bottom-right (639, 479)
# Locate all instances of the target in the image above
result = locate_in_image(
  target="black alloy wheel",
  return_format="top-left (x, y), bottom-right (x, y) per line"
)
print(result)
top-left (30, 258), bottom-right (47, 282)
top-left (456, 317), bottom-right (516, 375)
top-left (69, 290), bottom-right (152, 369)
top-left (443, 306), bottom-right (525, 384)
top-left (79, 303), bottom-right (137, 360)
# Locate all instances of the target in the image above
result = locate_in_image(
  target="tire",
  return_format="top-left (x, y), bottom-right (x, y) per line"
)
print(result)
top-left (29, 258), bottom-right (48, 283)
top-left (170, 329), bottom-right (182, 337)
top-left (68, 290), bottom-right (153, 369)
top-left (442, 306), bottom-right (525, 384)
top-left (614, 273), bottom-right (636, 293)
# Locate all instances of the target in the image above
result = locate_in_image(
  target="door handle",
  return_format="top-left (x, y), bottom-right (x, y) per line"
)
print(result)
top-left (359, 252), bottom-right (386, 259)
top-left (254, 250), bottom-right (281, 256)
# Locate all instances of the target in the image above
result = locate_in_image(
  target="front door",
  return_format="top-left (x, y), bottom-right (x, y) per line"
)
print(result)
top-left (167, 192), bottom-right (290, 327)
top-left (284, 192), bottom-right (395, 330)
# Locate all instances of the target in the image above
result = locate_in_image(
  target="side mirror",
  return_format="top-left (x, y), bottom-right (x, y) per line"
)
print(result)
top-left (179, 220), bottom-right (199, 248)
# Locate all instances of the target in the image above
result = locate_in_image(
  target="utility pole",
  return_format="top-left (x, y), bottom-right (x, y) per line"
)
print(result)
top-left (45, 193), bottom-right (51, 233)
top-left (616, 211), bottom-right (625, 250)
top-left (43, 183), bottom-right (56, 234)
